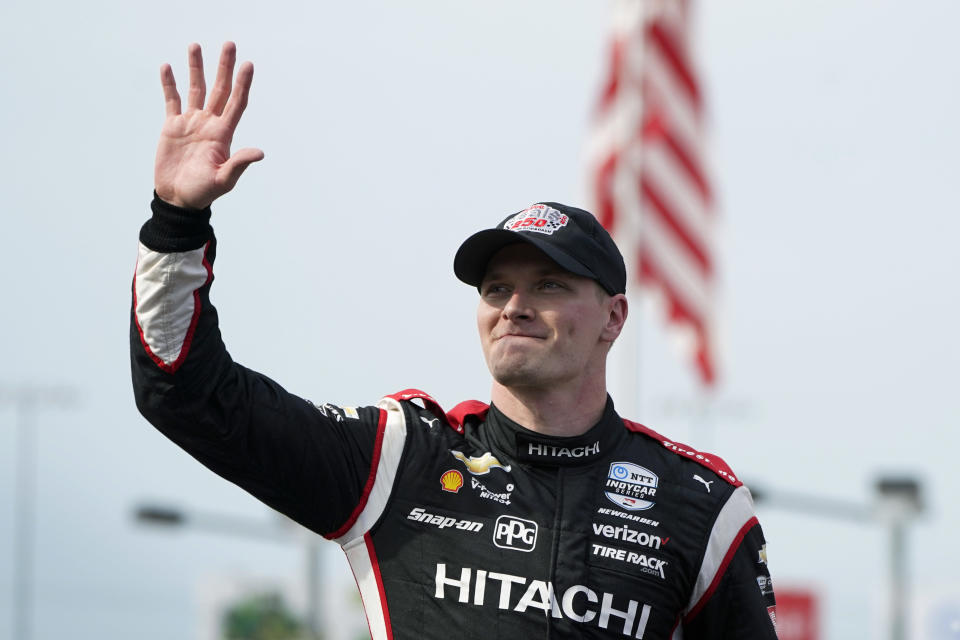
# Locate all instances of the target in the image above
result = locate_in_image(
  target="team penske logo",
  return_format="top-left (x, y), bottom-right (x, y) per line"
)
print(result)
top-left (451, 450), bottom-right (512, 475)
top-left (604, 462), bottom-right (658, 511)
top-left (503, 204), bottom-right (570, 236)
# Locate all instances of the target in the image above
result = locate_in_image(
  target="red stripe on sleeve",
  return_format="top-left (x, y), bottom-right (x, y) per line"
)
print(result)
top-left (326, 408), bottom-right (388, 540)
top-left (133, 241), bottom-right (214, 374)
top-left (685, 516), bottom-right (760, 622)
top-left (366, 533), bottom-right (393, 639)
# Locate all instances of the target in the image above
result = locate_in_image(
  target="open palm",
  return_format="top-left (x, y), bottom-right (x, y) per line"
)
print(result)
top-left (154, 42), bottom-right (263, 210)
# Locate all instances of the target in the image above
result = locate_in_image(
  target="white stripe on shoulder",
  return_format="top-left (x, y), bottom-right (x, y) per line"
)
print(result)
top-left (134, 242), bottom-right (209, 367)
top-left (333, 398), bottom-right (408, 546)
top-left (685, 485), bottom-right (757, 614)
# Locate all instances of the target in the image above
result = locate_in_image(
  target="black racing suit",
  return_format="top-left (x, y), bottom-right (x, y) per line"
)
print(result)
top-left (130, 197), bottom-right (778, 639)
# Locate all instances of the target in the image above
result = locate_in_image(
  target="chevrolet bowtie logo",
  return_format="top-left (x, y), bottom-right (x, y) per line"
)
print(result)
top-left (451, 450), bottom-right (511, 475)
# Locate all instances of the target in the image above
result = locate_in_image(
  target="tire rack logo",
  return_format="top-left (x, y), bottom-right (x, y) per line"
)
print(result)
top-left (503, 204), bottom-right (570, 236)
top-left (493, 515), bottom-right (538, 552)
top-left (604, 462), bottom-right (658, 511)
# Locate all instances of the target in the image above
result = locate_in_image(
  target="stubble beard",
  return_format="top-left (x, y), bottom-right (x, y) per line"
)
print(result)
top-left (488, 348), bottom-right (565, 391)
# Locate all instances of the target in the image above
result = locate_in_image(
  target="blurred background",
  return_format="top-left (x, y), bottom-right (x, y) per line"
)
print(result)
top-left (1, 0), bottom-right (958, 638)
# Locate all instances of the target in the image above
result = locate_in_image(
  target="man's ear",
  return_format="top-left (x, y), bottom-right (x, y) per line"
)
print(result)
top-left (600, 294), bottom-right (628, 343)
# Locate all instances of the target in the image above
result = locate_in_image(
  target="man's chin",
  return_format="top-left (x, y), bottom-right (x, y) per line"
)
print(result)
top-left (490, 362), bottom-right (550, 389)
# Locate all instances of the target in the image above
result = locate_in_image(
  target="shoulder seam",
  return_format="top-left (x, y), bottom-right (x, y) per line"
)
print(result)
top-left (622, 419), bottom-right (742, 486)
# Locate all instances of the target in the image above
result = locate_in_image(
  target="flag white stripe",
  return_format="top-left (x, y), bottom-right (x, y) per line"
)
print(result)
top-left (642, 144), bottom-right (713, 251)
top-left (587, 0), bottom-right (717, 384)
top-left (642, 45), bottom-right (701, 153)
top-left (640, 208), bottom-right (711, 318)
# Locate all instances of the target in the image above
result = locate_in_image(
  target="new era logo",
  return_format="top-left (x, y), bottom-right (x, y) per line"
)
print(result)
top-left (493, 515), bottom-right (538, 552)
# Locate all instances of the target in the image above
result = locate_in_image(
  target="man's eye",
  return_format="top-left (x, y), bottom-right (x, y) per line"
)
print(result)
top-left (541, 281), bottom-right (565, 290)
top-left (483, 284), bottom-right (508, 296)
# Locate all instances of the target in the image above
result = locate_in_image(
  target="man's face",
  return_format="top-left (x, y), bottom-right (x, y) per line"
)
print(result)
top-left (477, 243), bottom-right (624, 392)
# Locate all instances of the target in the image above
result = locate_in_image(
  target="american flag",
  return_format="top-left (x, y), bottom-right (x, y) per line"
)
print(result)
top-left (586, 0), bottom-right (717, 386)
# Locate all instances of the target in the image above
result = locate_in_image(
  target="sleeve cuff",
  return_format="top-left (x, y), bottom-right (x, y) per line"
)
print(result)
top-left (139, 192), bottom-right (214, 252)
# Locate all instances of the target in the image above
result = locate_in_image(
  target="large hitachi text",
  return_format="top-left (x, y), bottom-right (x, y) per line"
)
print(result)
top-left (434, 563), bottom-right (652, 638)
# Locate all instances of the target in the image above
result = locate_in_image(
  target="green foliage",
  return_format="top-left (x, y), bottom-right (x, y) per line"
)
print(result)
top-left (221, 591), bottom-right (309, 640)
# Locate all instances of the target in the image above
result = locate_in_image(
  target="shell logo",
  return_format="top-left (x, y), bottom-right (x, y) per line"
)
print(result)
top-left (440, 469), bottom-right (464, 493)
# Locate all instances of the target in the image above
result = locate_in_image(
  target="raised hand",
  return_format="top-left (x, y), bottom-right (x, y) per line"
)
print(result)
top-left (154, 42), bottom-right (264, 210)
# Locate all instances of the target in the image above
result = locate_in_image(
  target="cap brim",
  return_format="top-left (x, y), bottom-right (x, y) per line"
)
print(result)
top-left (454, 229), bottom-right (597, 288)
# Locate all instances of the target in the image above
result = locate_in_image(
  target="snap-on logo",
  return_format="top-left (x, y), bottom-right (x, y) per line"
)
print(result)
top-left (503, 204), bottom-right (569, 236)
top-left (493, 515), bottom-right (538, 552)
top-left (604, 462), bottom-right (658, 511)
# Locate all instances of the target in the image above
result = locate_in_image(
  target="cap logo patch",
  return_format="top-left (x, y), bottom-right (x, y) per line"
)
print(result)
top-left (503, 204), bottom-right (569, 236)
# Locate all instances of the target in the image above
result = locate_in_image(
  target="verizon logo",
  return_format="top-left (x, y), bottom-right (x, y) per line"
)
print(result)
top-left (592, 523), bottom-right (666, 550)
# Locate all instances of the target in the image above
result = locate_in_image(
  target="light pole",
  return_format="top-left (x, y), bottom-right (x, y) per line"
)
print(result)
top-left (1, 384), bottom-right (78, 640)
top-left (751, 474), bottom-right (924, 640)
top-left (134, 502), bottom-right (324, 639)
top-left (874, 477), bottom-right (924, 640)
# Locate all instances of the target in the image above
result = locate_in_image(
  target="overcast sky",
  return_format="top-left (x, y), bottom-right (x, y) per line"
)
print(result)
top-left (1, 1), bottom-right (958, 639)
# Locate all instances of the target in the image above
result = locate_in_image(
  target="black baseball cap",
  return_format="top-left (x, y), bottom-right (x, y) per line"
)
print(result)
top-left (454, 202), bottom-right (627, 295)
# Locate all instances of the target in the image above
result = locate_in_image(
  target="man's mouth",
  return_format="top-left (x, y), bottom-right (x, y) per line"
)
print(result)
top-left (496, 332), bottom-right (545, 341)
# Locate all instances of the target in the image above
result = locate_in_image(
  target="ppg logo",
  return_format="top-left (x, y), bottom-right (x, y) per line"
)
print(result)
top-left (493, 515), bottom-right (538, 552)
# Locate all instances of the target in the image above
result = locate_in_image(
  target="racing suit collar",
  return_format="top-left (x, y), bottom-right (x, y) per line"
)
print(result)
top-left (485, 396), bottom-right (624, 467)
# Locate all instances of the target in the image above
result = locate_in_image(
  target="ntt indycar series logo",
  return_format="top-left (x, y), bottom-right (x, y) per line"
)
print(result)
top-left (605, 462), bottom-right (658, 511)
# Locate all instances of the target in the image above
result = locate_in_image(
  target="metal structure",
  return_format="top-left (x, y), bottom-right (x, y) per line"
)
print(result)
top-left (1, 384), bottom-right (78, 640)
top-left (751, 475), bottom-right (924, 640)
top-left (134, 502), bottom-right (324, 639)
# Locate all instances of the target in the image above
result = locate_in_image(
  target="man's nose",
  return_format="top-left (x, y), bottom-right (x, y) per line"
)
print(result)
top-left (502, 290), bottom-right (534, 321)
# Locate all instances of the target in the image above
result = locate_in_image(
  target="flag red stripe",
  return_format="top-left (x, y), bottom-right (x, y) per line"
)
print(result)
top-left (659, 126), bottom-right (712, 205)
top-left (647, 21), bottom-right (701, 109)
top-left (587, 2), bottom-right (716, 387)
top-left (639, 249), bottom-right (715, 384)
top-left (640, 176), bottom-right (711, 275)
top-left (597, 39), bottom-right (625, 115)
top-left (595, 151), bottom-right (619, 232)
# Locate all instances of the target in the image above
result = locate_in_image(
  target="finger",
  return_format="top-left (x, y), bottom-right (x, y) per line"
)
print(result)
top-left (160, 63), bottom-right (181, 116)
top-left (218, 147), bottom-right (265, 192)
top-left (186, 42), bottom-right (206, 111)
top-left (207, 41), bottom-right (237, 116)
top-left (222, 61), bottom-right (254, 131)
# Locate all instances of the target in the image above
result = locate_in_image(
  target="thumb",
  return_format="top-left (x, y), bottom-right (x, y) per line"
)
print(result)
top-left (219, 147), bottom-right (265, 192)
